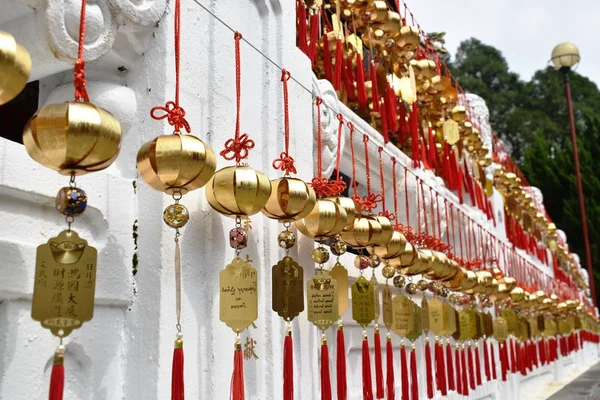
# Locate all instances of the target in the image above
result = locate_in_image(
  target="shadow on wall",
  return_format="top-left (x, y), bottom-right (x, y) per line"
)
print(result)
top-left (252, 0), bottom-right (282, 16)
top-left (0, 81), bottom-right (38, 145)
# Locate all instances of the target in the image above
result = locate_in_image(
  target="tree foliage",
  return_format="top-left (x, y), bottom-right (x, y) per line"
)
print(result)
top-left (450, 38), bottom-right (600, 304)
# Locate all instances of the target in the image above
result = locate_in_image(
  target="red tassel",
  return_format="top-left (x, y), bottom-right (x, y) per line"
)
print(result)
top-left (425, 340), bottom-right (434, 399)
top-left (436, 340), bottom-right (447, 396)
top-left (385, 83), bottom-right (397, 136)
top-left (475, 344), bottom-right (482, 386)
top-left (336, 327), bottom-right (347, 400)
top-left (344, 56), bottom-right (355, 101)
top-left (322, 35), bottom-right (332, 82)
top-left (483, 340), bottom-right (491, 382)
top-left (374, 329), bottom-right (385, 399)
top-left (461, 347), bottom-right (469, 395)
top-left (356, 54), bottom-right (367, 109)
top-left (509, 339), bottom-right (517, 374)
top-left (284, 332), bottom-right (294, 400)
top-left (49, 348), bottom-right (65, 400)
top-left (363, 336), bottom-right (374, 400)
top-left (520, 343), bottom-right (527, 376)
top-left (231, 342), bottom-right (245, 400)
top-left (410, 105), bottom-right (420, 167)
top-left (333, 39), bottom-right (343, 91)
top-left (539, 339), bottom-right (546, 365)
top-left (410, 345), bottom-right (419, 400)
top-left (386, 335), bottom-right (395, 400)
top-left (428, 127), bottom-right (437, 170)
top-left (321, 338), bottom-right (332, 400)
top-left (500, 341), bottom-right (508, 381)
top-left (467, 345), bottom-right (475, 390)
top-left (490, 342), bottom-right (497, 380)
top-left (308, 14), bottom-right (319, 66)
top-left (172, 340), bottom-right (185, 400)
top-left (380, 98), bottom-right (389, 143)
top-left (296, 1), bottom-right (308, 55)
top-left (401, 343), bottom-right (409, 400)
top-left (446, 341), bottom-right (455, 391)
top-left (455, 345), bottom-right (463, 395)
top-left (371, 64), bottom-right (380, 112)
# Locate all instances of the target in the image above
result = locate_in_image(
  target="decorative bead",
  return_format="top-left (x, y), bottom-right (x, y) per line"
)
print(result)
top-left (56, 187), bottom-right (87, 216)
top-left (405, 282), bottom-right (418, 295)
top-left (229, 227), bottom-right (248, 249)
top-left (393, 275), bottom-right (406, 289)
top-left (428, 281), bottom-right (438, 293)
top-left (369, 254), bottom-right (381, 268)
top-left (439, 288), bottom-right (449, 298)
top-left (354, 255), bottom-right (371, 270)
top-left (417, 279), bottom-right (429, 291)
top-left (312, 247), bottom-right (330, 264)
top-left (330, 240), bottom-right (347, 256)
top-left (382, 265), bottom-right (395, 279)
top-left (163, 204), bottom-right (190, 229)
top-left (278, 230), bottom-right (296, 249)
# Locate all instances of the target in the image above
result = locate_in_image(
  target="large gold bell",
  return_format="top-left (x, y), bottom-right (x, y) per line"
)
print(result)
top-left (206, 166), bottom-right (271, 217)
top-left (262, 177), bottom-right (317, 221)
top-left (373, 230), bottom-right (407, 259)
top-left (340, 216), bottom-right (382, 247)
top-left (137, 134), bottom-right (216, 194)
top-left (0, 30), bottom-right (31, 105)
top-left (325, 196), bottom-right (359, 230)
top-left (295, 199), bottom-right (347, 240)
top-left (23, 102), bottom-right (121, 175)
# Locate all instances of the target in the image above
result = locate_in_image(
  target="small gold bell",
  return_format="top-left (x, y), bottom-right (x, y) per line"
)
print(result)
top-left (262, 177), bottom-right (316, 221)
top-left (0, 30), bottom-right (31, 105)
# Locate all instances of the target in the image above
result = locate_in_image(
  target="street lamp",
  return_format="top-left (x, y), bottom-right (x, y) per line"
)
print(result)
top-left (550, 42), bottom-right (597, 306)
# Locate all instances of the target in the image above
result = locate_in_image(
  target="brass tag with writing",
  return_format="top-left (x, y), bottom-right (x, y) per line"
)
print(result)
top-left (558, 319), bottom-right (571, 335)
top-left (272, 256), bottom-right (304, 321)
top-left (543, 317), bottom-right (557, 337)
top-left (406, 304), bottom-right (422, 342)
top-left (331, 261), bottom-right (349, 317)
top-left (452, 309), bottom-right (462, 341)
top-left (307, 270), bottom-right (338, 331)
top-left (429, 298), bottom-right (444, 336)
top-left (220, 257), bottom-right (258, 333)
top-left (501, 309), bottom-right (517, 335)
top-left (474, 311), bottom-right (483, 340)
top-left (382, 284), bottom-right (394, 331)
top-left (371, 274), bottom-right (380, 321)
top-left (443, 119), bottom-right (460, 145)
top-left (444, 303), bottom-right (457, 337)
top-left (422, 297), bottom-right (430, 334)
top-left (32, 230), bottom-right (97, 337)
top-left (352, 276), bottom-right (375, 328)
top-left (392, 294), bottom-right (414, 337)
top-left (528, 317), bottom-right (540, 338)
top-left (458, 310), bottom-right (474, 341)
top-left (484, 312), bottom-right (494, 338)
top-left (493, 317), bottom-right (508, 343)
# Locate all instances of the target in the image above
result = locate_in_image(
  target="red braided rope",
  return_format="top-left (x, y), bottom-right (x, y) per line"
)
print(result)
top-left (73, 0), bottom-right (89, 102)
top-left (273, 69), bottom-right (296, 175)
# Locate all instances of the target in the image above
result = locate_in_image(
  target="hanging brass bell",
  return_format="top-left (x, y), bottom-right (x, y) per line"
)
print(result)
top-left (373, 215), bottom-right (394, 245)
top-left (295, 198), bottom-right (347, 239)
top-left (23, 102), bottom-right (122, 175)
top-left (373, 230), bottom-right (407, 259)
top-left (206, 165), bottom-right (272, 217)
top-left (0, 30), bottom-right (31, 105)
top-left (325, 196), bottom-right (359, 230)
top-left (339, 216), bottom-right (382, 248)
top-left (137, 134), bottom-right (216, 194)
top-left (262, 177), bottom-right (317, 221)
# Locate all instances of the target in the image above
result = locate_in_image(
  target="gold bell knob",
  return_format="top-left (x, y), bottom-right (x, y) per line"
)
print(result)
top-left (206, 165), bottom-right (272, 217)
top-left (295, 199), bottom-right (347, 239)
top-left (262, 177), bottom-right (317, 221)
top-left (23, 102), bottom-right (121, 175)
top-left (137, 134), bottom-right (216, 194)
top-left (0, 30), bottom-right (31, 105)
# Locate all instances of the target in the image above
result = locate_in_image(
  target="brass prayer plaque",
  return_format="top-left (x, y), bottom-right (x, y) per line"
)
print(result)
top-left (392, 294), bottom-right (414, 337)
top-left (422, 297), bottom-right (430, 334)
top-left (443, 303), bottom-right (457, 337)
top-left (352, 276), bottom-right (375, 328)
top-left (331, 261), bottom-right (349, 317)
top-left (543, 317), bottom-right (557, 337)
top-left (32, 230), bottom-right (97, 337)
top-left (429, 298), bottom-right (444, 336)
top-left (493, 317), bottom-right (508, 343)
top-left (501, 309), bottom-right (517, 335)
top-left (307, 270), bottom-right (338, 331)
top-left (458, 310), bottom-right (474, 341)
top-left (220, 257), bottom-right (258, 333)
top-left (272, 256), bottom-right (304, 321)
top-left (452, 309), bottom-right (462, 341)
top-left (528, 317), bottom-right (540, 338)
top-left (443, 119), bottom-right (460, 145)
top-left (406, 304), bottom-right (422, 342)
top-left (382, 285), bottom-right (393, 331)
top-left (474, 311), bottom-right (483, 340)
top-left (371, 274), bottom-right (380, 321)
top-left (484, 312), bottom-right (494, 338)
top-left (558, 319), bottom-right (571, 335)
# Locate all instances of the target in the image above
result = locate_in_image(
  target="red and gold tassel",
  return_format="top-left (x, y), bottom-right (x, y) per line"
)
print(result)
top-left (336, 325), bottom-right (347, 400)
top-left (410, 344), bottom-right (419, 400)
top-left (362, 333), bottom-right (374, 400)
top-left (172, 336), bottom-right (185, 400)
top-left (401, 342), bottom-right (409, 400)
top-left (374, 327), bottom-right (385, 399)
top-left (49, 346), bottom-right (65, 400)
top-left (386, 334), bottom-right (395, 400)
top-left (321, 335), bottom-right (332, 400)
top-left (283, 330), bottom-right (294, 400)
top-left (425, 338), bottom-right (434, 399)
top-left (231, 339), bottom-right (245, 400)
top-left (474, 343), bottom-right (482, 386)
top-left (356, 54), bottom-right (367, 109)
top-left (446, 340), bottom-right (455, 391)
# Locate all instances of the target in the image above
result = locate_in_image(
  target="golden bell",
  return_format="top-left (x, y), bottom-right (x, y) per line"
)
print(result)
top-left (137, 134), bottom-right (216, 194)
top-left (23, 102), bottom-right (122, 175)
top-left (262, 177), bottom-right (316, 221)
top-left (451, 106), bottom-right (466, 122)
top-left (442, 267), bottom-right (464, 289)
top-left (325, 196), bottom-right (358, 230)
top-left (458, 270), bottom-right (478, 292)
top-left (0, 30), bottom-right (31, 105)
top-left (206, 165), bottom-right (271, 217)
top-left (295, 199), bottom-right (347, 240)
top-left (510, 287), bottom-right (525, 303)
top-left (373, 215), bottom-right (394, 245)
top-left (340, 216), bottom-right (382, 248)
top-left (373, 230), bottom-right (407, 259)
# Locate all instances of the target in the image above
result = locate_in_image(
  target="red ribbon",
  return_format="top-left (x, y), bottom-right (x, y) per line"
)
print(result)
top-left (220, 133), bottom-right (255, 163)
top-left (151, 101), bottom-right (191, 133)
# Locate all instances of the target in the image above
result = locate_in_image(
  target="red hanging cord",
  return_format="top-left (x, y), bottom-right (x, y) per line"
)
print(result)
top-left (150, 0), bottom-right (191, 133)
top-left (352, 135), bottom-right (382, 213)
top-left (336, 326), bottom-right (347, 400)
top-left (273, 70), bottom-right (297, 175)
top-left (73, 0), bottom-right (89, 102)
top-left (220, 32), bottom-right (255, 163)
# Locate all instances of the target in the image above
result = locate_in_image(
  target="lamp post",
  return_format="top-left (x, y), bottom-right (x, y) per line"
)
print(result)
top-left (550, 43), bottom-right (597, 306)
